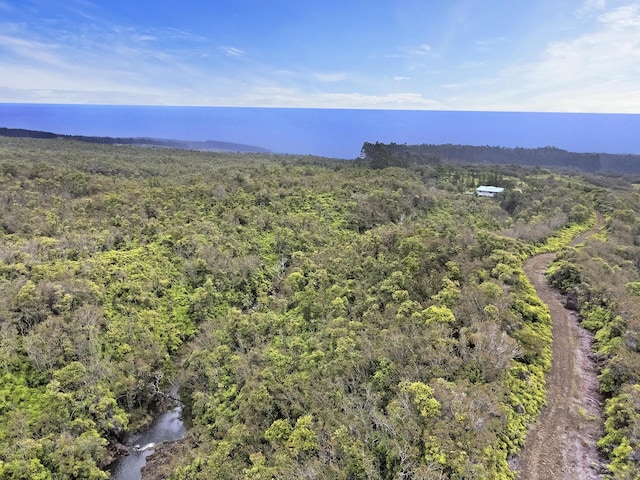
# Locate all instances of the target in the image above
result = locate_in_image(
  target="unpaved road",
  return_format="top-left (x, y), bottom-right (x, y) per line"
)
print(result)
top-left (514, 230), bottom-right (605, 479)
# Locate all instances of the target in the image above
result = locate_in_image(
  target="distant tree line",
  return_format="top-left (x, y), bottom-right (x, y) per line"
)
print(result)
top-left (358, 141), bottom-right (640, 174)
top-left (0, 127), bottom-right (269, 153)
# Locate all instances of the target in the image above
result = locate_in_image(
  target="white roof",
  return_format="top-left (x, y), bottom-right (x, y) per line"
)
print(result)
top-left (476, 185), bottom-right (504, 193)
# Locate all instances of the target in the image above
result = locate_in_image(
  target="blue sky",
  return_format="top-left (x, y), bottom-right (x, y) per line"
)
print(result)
top-left (1, 0), bottom-right (639, 111)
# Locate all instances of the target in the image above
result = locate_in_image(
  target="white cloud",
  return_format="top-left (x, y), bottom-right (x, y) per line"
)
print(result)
top-left (0, 86), bottom-right (163, 105)
top-left (0, 35), bottom-right (66, 66)
top-left (311, 92), bottom-right (440, 109)
top-left (0, 59), bottom-right (146, 94)
top-left (166, 86), bottom-right (442, 110)
top-left (165, 27), bottom-right (207, 42)
top-left (578, 0), bottom-right (609, 15)
top-left (223, 46), bottom-right (245, 57)
top-left (0, 17), bottom-right (221, 101)
top-left (473, 37), bottom-right (507, 55)
top-left (411, 43), bottom-right (432, 55)
top-left (389, 43), bottom-right (433, 58)
top-left (133, 34), bottom-right (157, 42)
top-left (598, 3), bottom-right (640, 25)
top-left (474, 37), bottom-right (506, 47)
top-left (3, 2), bottom-right (638, 112)
top-left (450, 3), bottom-right (640, 112)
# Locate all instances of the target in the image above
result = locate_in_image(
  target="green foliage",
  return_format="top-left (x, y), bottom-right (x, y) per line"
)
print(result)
top-left (536, 212), bottom-right (596, 253)
top-left (0, 137), bottom-right (610, 478)
top-left (598, 385), bottom-right (640, 479)
top-left (399, 381), bottom-right (441, 418)
top-left (546, 259), bottom-right (582, 292)
top-left (416, 305), bottom-right (455, 325)
top-left (544, 204), bottom-right (640, 475)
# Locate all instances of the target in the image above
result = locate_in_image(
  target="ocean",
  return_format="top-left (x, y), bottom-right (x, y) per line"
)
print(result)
top-left (1, 103), bottom-right (638, 159)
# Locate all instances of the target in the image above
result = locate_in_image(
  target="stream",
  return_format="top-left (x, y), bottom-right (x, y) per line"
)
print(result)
top-left (107, 400), bottom-right (187, 480)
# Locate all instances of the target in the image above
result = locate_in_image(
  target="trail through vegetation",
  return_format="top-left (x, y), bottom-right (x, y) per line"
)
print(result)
top-left (2, 138), bottom-right (640, 479)
top-left (515, 224), bottom-right (605, 480)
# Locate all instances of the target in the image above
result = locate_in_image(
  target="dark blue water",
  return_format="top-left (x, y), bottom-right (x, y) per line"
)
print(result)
top-left (1, 103), bottom-right (638, 159)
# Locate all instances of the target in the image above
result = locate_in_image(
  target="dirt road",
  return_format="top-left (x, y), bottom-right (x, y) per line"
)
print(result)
top-left (514, 232), bottom-right (605, 479)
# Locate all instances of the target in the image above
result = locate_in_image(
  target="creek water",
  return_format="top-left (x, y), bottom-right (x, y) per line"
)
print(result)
top-left (107, 402), bottom-right (187, 480)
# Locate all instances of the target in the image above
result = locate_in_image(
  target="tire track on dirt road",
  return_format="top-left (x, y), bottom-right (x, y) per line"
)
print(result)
top-left (514, 224), bottom-right (605, 480)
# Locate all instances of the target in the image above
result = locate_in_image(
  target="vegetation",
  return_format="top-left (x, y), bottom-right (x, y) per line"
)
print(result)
top-left (0, 127), bottom-right (270, 153)
top-left (547, 188), bottom-right (640, 479)
top-left (359, 141), bottom-right (640, 175)
top-left (0, 136), bottom-right (634, 479)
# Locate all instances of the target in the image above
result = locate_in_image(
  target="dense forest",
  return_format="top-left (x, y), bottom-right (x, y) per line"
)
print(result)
top-left (359, 141), bottom-right (640, 175)
top-left (0, 137), bottom-right (638, 479)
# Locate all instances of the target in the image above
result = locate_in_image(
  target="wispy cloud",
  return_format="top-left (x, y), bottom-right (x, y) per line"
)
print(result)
top-left (1, 1), bottom-right (638, 112)
top-left (388, 43), bottom-right (433, 58)
top-left (459, 60), bottom-right (487, 69)
top-left (0, 35), bottom-right (66, 66)
top-left (578, 0), bottom-right (609, 15)
top-left (133, 34), bottom-right (157, 42)
top-left (473, 36), bottom-right (506, 51)
top-left (223, 46), bottom-right (245, 57)
top-left (165, 27), bottom-right (208, 42)
top-left (598, 2), bottom-right (640, 25)
top-left (474, 37), bottom-right (506, 46)
top-left (149, 84), bottom-right (441, 110)
top-left (312, 92), bottom-right (441, 109)
top-left (407, 43), bottom-right (432, 55)
top-left (452, 3), bottom-right (640, 112)
top-left (0, 85), bottom-right (163, 105)
top-left (0, 12), bottom-right (220, 92)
